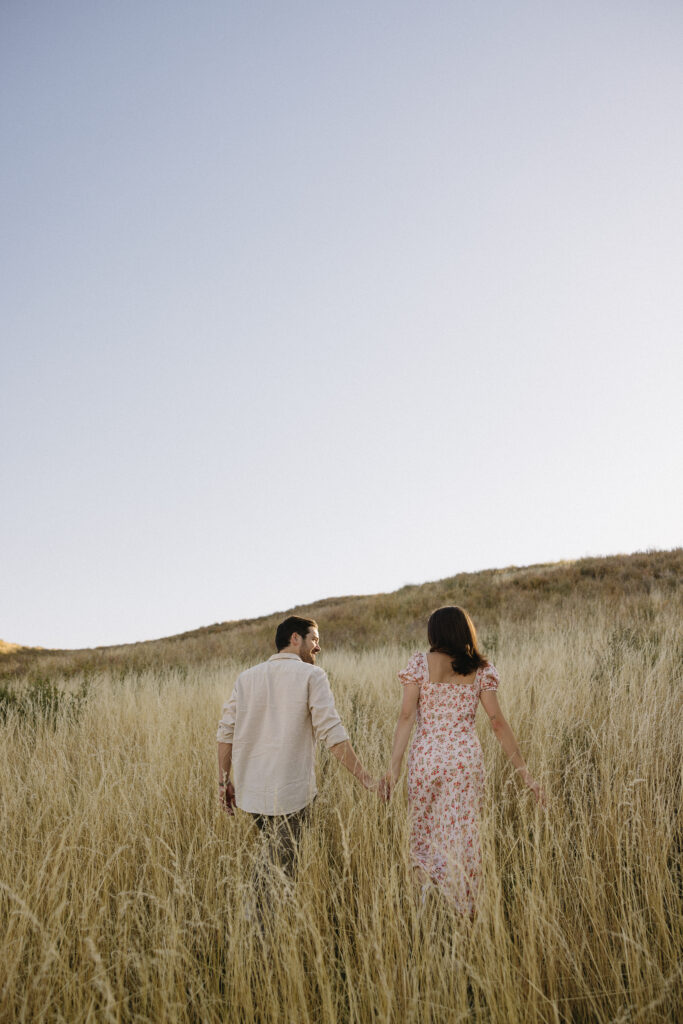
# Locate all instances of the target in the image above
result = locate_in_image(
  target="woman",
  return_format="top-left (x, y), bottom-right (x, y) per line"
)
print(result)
top-left (384, 606), bottom-right (544, 916)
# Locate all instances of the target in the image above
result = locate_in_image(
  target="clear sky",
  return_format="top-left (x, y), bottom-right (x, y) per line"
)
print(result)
top-left (2, 1), bottom-right (682, 650)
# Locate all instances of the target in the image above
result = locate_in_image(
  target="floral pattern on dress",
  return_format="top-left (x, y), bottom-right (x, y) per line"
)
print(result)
top-left (399, 651), bottom-right (499, 916)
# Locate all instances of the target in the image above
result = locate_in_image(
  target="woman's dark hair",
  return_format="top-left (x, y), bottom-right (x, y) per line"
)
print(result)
top-left (427, 606), bottom-right (489, 676)
top-left (275, 616), bottom-right (318, 652)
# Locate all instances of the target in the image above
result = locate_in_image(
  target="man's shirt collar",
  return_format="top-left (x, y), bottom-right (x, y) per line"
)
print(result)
top-left (268, 653), bottom-right (302, 662)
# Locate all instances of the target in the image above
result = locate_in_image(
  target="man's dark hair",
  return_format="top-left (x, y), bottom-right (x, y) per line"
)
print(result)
top-left (275, 616), bottom-right (318, 652)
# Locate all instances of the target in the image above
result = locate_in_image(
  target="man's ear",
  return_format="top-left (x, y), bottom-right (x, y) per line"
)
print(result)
top-left (290, 632), bottom-right (301, 647)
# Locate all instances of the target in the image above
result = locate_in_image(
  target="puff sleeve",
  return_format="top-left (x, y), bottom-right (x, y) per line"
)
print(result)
top-left (398, 651), bottom-right (426, 687)
top-left (479, 663), bottom-right (500, 692)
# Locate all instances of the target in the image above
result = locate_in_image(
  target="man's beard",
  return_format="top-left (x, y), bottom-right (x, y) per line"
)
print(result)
top-left (300, 647), bottom-right (316, 665)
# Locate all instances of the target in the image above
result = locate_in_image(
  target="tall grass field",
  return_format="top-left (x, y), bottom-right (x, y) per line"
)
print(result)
top-left (1, 553), bottom-right (681, 1022)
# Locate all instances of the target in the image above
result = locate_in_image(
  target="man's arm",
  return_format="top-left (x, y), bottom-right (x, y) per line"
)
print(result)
top-left (329, 739), bottom-right (376, 790)
top-left (309, 669), bottom-right (380, 793)
top-left (216, 683), bottom-right (238, 814)
top-left (217, 741), bottom-right (236, 813)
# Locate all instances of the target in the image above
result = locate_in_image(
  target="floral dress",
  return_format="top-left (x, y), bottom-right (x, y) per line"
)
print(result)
top-left (399, 651), bottom-right (499, 915)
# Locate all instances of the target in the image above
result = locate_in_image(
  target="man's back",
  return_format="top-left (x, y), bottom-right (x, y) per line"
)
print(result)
top-left (217, 652), bottom-right (348, 815)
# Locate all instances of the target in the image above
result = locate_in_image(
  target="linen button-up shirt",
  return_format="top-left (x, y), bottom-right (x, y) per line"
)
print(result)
top-left (216, 652), bottom-right (349, 815)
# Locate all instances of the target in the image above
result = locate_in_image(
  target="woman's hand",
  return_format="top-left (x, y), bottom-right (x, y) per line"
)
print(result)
top-left (523, 774), bottom-right (546, 808)
top-left (378, 771), bottom-right (397, 801)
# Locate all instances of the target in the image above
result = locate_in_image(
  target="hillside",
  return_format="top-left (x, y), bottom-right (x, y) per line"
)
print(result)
top-left (0, 641), bottom-right (23, 655)
top-left (1, 548), bottom-right (680, 684)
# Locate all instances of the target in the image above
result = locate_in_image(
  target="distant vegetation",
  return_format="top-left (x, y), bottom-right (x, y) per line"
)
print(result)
top-left (1, 548), bottom-right (681, 685)
top-left (0, 676), bottom-right (88, 726)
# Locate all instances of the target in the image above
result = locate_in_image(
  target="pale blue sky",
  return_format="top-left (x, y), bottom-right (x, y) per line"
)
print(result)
top-left (2, 1), bottom-right (682, 649)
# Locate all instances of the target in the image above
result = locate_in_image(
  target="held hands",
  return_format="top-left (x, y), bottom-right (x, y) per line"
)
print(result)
top-left (378, 771), bottom-right (398, 802)
top-left (363, 773), bottom-right (390, 801)
top-left (378, 774), bottom-right (392, 801)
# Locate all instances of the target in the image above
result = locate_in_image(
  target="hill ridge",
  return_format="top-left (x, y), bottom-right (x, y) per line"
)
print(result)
top-left (1, 548), bottom-right (680, 684)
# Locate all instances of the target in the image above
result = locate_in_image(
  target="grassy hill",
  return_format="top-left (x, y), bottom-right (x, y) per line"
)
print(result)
top-left (2, 547), bottom-right (680, 684)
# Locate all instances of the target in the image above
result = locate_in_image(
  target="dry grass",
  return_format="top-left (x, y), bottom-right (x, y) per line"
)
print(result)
top-left (0, 641), bottom-right (23, 656)
top-left (1, 581), bottom-right (681, 1022)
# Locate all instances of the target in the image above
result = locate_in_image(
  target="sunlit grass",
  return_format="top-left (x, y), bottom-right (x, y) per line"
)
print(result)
top-left (0, 591), bottom-right (681, 1021)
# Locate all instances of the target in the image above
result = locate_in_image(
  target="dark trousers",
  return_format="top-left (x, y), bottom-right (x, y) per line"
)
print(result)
top-left (249, 802), bottom-right (313, 879)
top-left (247, 803), bottom-right (314, 924)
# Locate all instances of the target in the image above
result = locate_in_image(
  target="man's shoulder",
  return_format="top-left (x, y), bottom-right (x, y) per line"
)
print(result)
top-left (249, 658), bottom-right (329, 685)
top-left (239, 658), bottom-right (326, 677)
top-left (305, 665), bottom-right (332, 691)
top-left (273, 658), bottom-right (328, 680)
top-left (232, 661), bottom-right (264, 687)
top-left (238, 659), bottom-right (271, 679)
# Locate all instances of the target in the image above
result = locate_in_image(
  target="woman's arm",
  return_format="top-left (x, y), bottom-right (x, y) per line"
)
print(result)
top-left (385, 683), bottom-right (420, 795)
top-left (479, 691), bottom-right (545, 805)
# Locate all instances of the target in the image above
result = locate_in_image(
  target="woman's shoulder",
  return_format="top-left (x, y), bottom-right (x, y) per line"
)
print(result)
top-left (478, 662), bottom-right (500, 691)
top-left (398, 651), bottom-right (428, 687)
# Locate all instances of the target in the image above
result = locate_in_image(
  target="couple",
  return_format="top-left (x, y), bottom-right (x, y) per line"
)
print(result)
top-left (217, 609), bottom-right (543, 917)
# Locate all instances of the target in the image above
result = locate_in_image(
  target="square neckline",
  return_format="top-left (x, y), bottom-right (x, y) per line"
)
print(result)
top-left (423, 652), bottom-right (480, 687)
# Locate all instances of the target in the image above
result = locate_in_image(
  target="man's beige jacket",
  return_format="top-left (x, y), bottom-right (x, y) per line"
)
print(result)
top-left (216, 652), bottom-right (349, 815)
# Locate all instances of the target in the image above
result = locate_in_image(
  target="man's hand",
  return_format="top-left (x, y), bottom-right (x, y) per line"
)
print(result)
top-left (219, 781), bottom-right (236, 815)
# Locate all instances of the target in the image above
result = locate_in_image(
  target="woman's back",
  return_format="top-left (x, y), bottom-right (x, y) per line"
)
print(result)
top-left (425, 650), bottom-right (477, 685)
top-left (402, 652), bottom-right (498, 736)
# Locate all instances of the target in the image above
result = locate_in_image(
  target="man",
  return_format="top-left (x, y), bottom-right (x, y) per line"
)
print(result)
top-left (217, 615), bottom-right (378, 873)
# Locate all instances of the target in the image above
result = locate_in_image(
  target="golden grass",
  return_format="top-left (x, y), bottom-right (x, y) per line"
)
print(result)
top-left (1, 586), bottom-right (681, 1022)
top-left (0, 641), bottom-right (22, 655)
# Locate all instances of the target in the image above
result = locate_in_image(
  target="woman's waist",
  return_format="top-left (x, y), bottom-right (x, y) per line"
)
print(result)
top-left (416, 717), bottom-right (477, 734)
top-left (408, 739), bottom-right (484, 773)
top-left (412, 725), bottom-right (481, 749)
